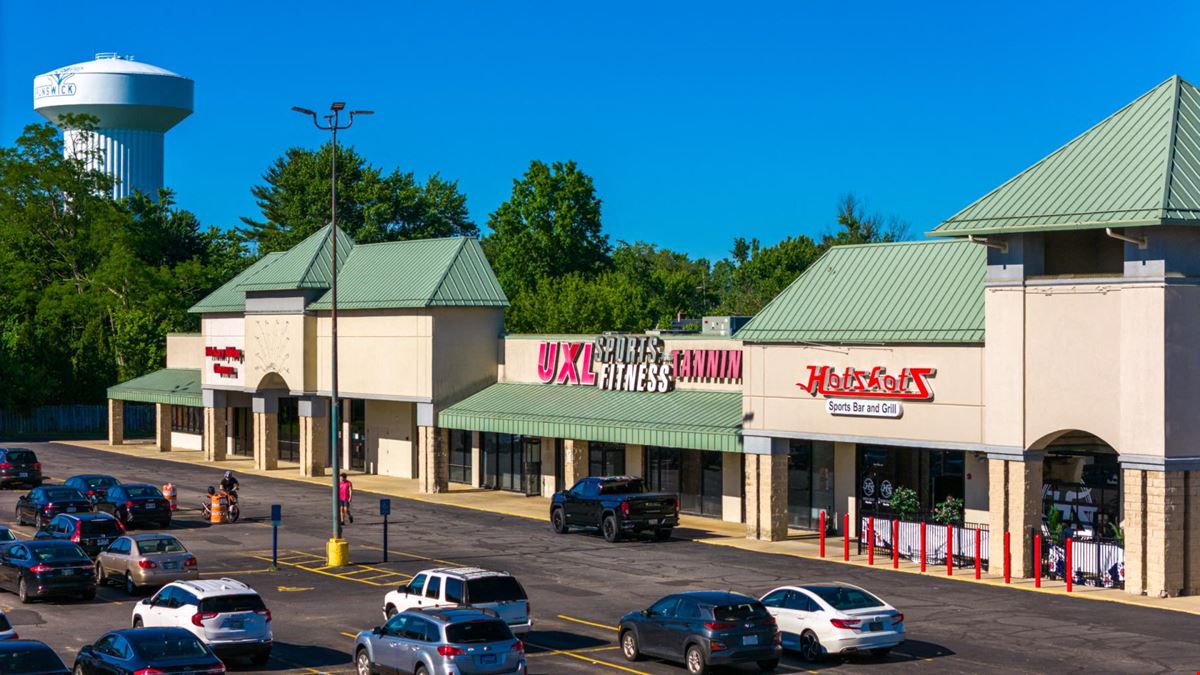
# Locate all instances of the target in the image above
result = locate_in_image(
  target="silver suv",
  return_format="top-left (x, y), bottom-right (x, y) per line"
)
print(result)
top-left (382, 567), bottom-right (531, 635)
top-left (354, 607), bottom-right (526, 675)
top-left (130, 578), bottom-right (272, 665)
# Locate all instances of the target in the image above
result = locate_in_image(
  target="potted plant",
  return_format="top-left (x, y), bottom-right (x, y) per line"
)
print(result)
top-left (890, 486), bottom-right (919, 522)
top-left (933, 496), bottom-right (964, 525)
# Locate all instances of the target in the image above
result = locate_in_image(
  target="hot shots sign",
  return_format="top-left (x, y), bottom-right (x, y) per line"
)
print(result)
top-left (799, 365), bottom-right (936, 418)
top-left (536, 337), bottom-right (744, 393)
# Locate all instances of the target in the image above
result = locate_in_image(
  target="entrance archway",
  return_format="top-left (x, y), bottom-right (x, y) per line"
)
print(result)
top-left (1034, 430), bottom-right (1121, 539)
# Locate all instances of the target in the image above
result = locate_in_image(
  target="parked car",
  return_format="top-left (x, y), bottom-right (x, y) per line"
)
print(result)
top-left (0, 609), bottom-right (17, 640)
top-left (354, 607), bottom-right (526, 675)
top-left (0, 448), bottom-right (42, 489)
top-left (64, 474), bottom-right (122, 505)
top-left (550, 476), bottom-right (680, 542)
top-left (74, 627), bottom-right (225, 675)
top-left (36, 512), bottom-right (125, 557)
top-left (0, 539), bottom-right (96, 603)
top-left (759, 583), bottom-right (904, 661)
top-left (15, 486), bottom-right (91, 529)
top-left (0, 639), bottom-right (70, 674)
top-left (382, 567), bottom-right (531, 635)
top-left (132, 578), bottom-right (272, 665)
top-left (619, 591), bottom-right (780, 674)
top-left (96, 483), bottom-right (172, 528)
top-left (97, 533), bottom-right (199, 594)
top-left (0, 527), bottom-right (15, 543)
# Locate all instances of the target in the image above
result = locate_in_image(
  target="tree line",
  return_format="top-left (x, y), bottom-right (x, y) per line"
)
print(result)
top-left (0, 120), bottom-right (905, 411)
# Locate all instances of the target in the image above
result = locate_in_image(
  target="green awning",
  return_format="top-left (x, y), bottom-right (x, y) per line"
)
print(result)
top-left (107, 368), bottom-right (203, 407)
top-left (439, 383), bottom-right (742, 453)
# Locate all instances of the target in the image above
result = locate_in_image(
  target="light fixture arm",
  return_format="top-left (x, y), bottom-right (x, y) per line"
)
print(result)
top-left (967, 234), bottom-right (1008, 254)
top-left (1105, 227), bottom-right (1148, 250)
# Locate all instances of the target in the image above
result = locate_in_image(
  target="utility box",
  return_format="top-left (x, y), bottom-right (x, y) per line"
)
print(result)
top-left (702, 316), bottom-right (752, 337)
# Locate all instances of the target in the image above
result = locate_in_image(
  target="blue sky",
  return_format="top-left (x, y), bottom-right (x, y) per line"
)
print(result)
top-left (2, 2), bottom-right (1197, 260)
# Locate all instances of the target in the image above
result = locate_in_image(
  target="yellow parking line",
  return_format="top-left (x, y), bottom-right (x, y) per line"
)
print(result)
top-left (198, 568), bottom-right (276, 576)
top-left (341, 631), bottom-right (358, 639)
top-left (359, 544), bottom-right (462, 567)
top-left (524, 640), bottom-right (647, 674)
top-left (556, 614), bottom-right (618, 632)
top-left (527, 645), bottom-right (621, 658)
top-left (359, 572), bottom-right (410, 583)
top-left (246, 554), bottom-right (398, 587)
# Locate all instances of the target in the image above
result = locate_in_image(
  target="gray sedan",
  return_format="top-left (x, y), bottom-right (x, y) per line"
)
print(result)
top-left (95, 534), bottom-right (198, 594)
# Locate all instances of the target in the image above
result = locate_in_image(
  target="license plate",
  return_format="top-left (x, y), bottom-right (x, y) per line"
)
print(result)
top-left (66, 506), bottom-right (76, 513)
top-left (61, 568), bottom-right (75, 575)
top-left (648, 518), bottom-right (659, 525)
top-left (480, 655), bottom-right (497, 665)
top-left (164, 561), bottom-right (178, 570)
top-left (744, 635), bottom-right (759, 646)
top-left (97, 538), bottom-right (109, 546)
top-left (869, 622), bottom-right (883, 632)
top-left (226, 619), bottom-right (244, 629)
top-left (17, 472), bottom-right (27, 478)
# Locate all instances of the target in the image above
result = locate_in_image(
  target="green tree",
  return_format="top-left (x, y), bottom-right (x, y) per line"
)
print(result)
top-left (612, 241), bottom-right (712, 328)
top-left (240, 142), bottom-right (476, 254)
top-left (820, 193), bottom-right (909, 247)
top-left (508, 272), bottom-right (652, 334)
top-left (710, 235), bottom-right (822, 316)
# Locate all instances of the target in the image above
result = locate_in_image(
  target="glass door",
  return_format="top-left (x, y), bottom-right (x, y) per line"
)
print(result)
top-left (522, 437), bottom-right (542, 496)
top-left (277, 398), bottom-right (299, 463)
top-left (349, 399), bottom-right (366, 471)
top-left (700, 451), bottom-right (723, 517)
top-left (231, 408), bottom-right (252, 457)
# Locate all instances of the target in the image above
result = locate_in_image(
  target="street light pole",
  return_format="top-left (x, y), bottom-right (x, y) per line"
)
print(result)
top-left (292, 102), bottom-right (373, 566)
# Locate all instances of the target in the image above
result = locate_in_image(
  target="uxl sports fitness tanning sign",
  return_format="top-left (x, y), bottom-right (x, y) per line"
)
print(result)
top-left (799, 365), bottom-right (936, 418)
top-left (536, 336), bottom-right (742, 393)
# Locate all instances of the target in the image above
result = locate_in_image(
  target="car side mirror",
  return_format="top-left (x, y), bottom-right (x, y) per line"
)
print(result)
top-left (641, 609), bottom-right (655, 617)
top-left (140, 598), bottom-right (151, 605)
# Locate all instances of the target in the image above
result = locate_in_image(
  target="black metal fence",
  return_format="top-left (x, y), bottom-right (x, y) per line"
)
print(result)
top-left (0, 404), bottom-right (154, 438)
top-left (859, 514), bottom-right (989, 571)
top-left (1039, 529), bottom-right (1125, 589)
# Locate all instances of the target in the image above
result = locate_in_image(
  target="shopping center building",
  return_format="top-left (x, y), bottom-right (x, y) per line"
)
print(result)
top-left (107, 76), bottom-right (1200, 596)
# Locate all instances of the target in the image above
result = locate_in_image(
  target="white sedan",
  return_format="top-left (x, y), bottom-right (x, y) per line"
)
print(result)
top-left (759, 583), bottom-right (904, 661)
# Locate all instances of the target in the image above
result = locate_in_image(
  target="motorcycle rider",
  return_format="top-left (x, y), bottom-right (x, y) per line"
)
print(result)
top-left (220, 471), bottom-right (240, 500)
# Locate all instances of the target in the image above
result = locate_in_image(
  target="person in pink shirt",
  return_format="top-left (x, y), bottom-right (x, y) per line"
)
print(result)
top-left (339, 473), bottom-right (354, 525)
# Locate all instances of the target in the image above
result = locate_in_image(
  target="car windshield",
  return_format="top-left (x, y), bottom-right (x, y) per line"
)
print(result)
top-left (137, 537), bottom-right (185, 554)
top-left (599, 479), bottom-right (646, 495)
top-left (81, 520), bottom-right (123, 537)
top-left (199, 594), bottom-right (266, 613)
top-left (124, 486), bottom-right (162, 499)
top-left (806, 586), bottom-right (885, 610)
top-left (466, 576), bottom-right (527, 603)
top-left (32, 545), bottom-right (88, 563)
top-left (44, 488), bottom-right (84, 501)
top-left (0, 645), bottom-right (65, 674)
top-left (446, 619), bottom-right (513, 644)
top-left (130, 632), bottom-right (209, 659)
top-left (712, 602), bottom-right (769, 621)
top-left (84, 476), bottom-right (119, 488)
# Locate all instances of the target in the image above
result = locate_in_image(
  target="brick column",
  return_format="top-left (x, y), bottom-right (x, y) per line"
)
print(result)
top-left (203, 406), bottom-right (228, 462)
top-left (1187, 470), bottom-right (1200, 597)
top-left (298, 398), bottom-right (328, 478)
top-left (745, 450), bottom-right (788, 541)
top-left (1008, 456), bottom-right (1042, 578)
top-left (1145, 470), bottom-right (1186, 597)
top-left (252, 394), bottom-right (278, 471)
top-left (562, 439), bottom-right (588, 487)
top-left (987, 459), bottom-right (1009, 572)
top-left (1123, 468), bottom-right (1147, 595)
top-left (107, 399), bottom-right (124, 446)
top-left (418, 426), bottom-right (449, 494)
top-left (155, 403), bottom-right (172, 452)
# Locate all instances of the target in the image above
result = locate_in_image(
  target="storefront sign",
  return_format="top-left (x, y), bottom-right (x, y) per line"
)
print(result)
top-left (674, 349), bottom-right (742, 383)
top-left (536, 342), bottom-right (597, 386)
top-left (801, 365), bottom-right (935, 401)
top-left (537, 336), bottom-right (674, 393)
top-left (207, 346), bottom-right (243, 379)
top-left (826, 398), bottom-right (903, 418)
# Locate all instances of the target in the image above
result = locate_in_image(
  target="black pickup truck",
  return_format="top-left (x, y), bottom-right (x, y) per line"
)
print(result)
top-left (550, 476), bottom-right (680, 542)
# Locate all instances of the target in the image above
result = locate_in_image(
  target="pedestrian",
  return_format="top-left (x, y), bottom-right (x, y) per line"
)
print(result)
top-left (339, 472), bottom-right (353, 525)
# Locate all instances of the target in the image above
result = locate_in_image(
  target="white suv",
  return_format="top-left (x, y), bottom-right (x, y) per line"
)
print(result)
top-left (382, 567), bottom-right (532, 635)
top-left (131, 578), bottom-right (272, 665)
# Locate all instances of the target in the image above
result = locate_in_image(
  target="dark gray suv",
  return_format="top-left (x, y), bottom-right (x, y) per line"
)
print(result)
top-left (353, 607), bottom-right (526, 675)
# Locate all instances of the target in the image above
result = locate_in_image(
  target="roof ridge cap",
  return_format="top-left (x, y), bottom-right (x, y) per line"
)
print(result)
top-left (425, 237), bottom-right (470, 306)
top-left (294, 225), bottom-right (341, 287)
top-left (1160, 75), bottom-right (1185, 216)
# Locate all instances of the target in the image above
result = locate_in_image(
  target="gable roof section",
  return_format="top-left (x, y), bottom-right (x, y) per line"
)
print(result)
top-left (308, 237), bottom-right (508, 310)
top-left (236, 224), bottom-right (356, 291)
top-left (930, 75), bottom-right (1200, 237)
top-left (107, 368), bottom-right (202, 407)
top-left (188, 252), bottom-right (285, 313)
top-left (735, 240), bottom-right (985, 344)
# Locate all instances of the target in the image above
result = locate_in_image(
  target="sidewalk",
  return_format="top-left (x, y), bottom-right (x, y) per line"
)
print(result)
top-left (63, 439), bottom-right (1200, 616)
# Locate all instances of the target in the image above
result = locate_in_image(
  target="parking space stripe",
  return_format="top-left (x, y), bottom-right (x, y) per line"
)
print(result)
top-left (556, 613), bottom-right (618, 631)
top-left (526, 645), bottom-right (621, 658)
top-left (359, 544), bottom-right (462, 567)
top-left (244, 553), bottom-right (404, 587)
top-left (524, 640), bottom-right (649, 674)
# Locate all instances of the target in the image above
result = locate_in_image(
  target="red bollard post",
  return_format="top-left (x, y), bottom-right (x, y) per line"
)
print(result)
top-left (867, 517), bottom-right (874, 565)
top-left (919, 521), bottom-right (926, 572)
top-left (892, 520), bottom-right (899, 569)
top-left (974, 528), bottom-right (982, 580)
top-left (1004, 531), bottom-right (1011, 584)
top-left (1065, 536), bottom-right (1072, 592)
top-left (1034, 534), bottom-right (1042, 588)
top-left (843, 513), bottom-right (850, 561)
top-left (819, 511), bottom-right (826, 558)
top-left (947, 523), bottom-right (954, 576)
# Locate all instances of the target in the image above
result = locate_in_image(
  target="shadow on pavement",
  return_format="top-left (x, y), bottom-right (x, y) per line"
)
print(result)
top-left (258, 642), bottom-right (350, 671)
top-left (523, 629), bottom-right (610, 652)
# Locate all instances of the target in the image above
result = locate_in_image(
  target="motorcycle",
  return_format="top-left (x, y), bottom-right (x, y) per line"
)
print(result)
top-left (200, 488), bottom-right (241, 523)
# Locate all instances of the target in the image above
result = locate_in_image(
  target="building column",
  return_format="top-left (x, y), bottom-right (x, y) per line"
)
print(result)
top-left (202, 389), bottom-right (227, 462)
top-left (418, 426), bottom-right (449, 494)
top-left (744, 439), bottom-right (787, 541)
top-left (298, 398), bottom-right (329, 478)
top-left (832, 441), bottom-right (856, 534)
top-left (722, 452), bottom-right (743, 524)
top-left (470, 431), bottom-right (483, 488)
top-left (107, 399), bottom-right (124, 446)
top-left (987, 454), bottom-right (1043, 578)
top-left (252, 394), bottom-right (278, 471)
top-left (1131, 469), bottom-right (1187, 597)
top-left (562, 439), bottom-right (588, 487)
top-left (155, 403), bottom-right (172, 452)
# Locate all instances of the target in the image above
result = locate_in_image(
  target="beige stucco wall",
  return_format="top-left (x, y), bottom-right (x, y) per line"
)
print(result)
top-left (201, 315), bottom-right (246, 388)
top-left (166, 334), bottom-right (203, 370)
top-left (722, 452), bottom-right (743, 523)
top-left (963, 451), bottom-right (989, 522)
top-left (314, 310), bottom-right (433, 400)
top-left (743, 344), bottom-right (984, 445)
top-left (366, 399), bottom-right (416, 477)
top-left (170, 431), bottom-right (202, 451)
top-left (432, 308), bottom-right (503, 406)
top-left (243, 314), bottom-right (307, 391)
top-left (1164, 285), bottom-right (1200, 457)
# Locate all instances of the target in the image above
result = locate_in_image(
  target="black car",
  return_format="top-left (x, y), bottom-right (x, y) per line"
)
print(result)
top-left (64, 474), bottom-right (122, 505)
top-left (96, 484), bottom-right (171, 528)
top-left (0, 639), bottom-right (70, 674)
top-left (0, 539), bottom-right (96, 603)
top-left (15, 486), bottom-right (93, 529)
top-left (0, 448), bottom-right (42, 488)
top-left (550, 476), bottom-right (680, 542)
top-left (619, 591), bottom-right (780, 674)
top-left (74, 627), bottom-right (226, 675)
top-left (36, 512), bottom-right (125, 557)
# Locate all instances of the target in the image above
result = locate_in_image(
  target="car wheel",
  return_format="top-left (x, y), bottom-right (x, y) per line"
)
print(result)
top-left (18, 577), bottom-right (30, 604)
top-left (685, 644), bottom-right (708, 674)
top-left (551, 508), bottom-right (567, 534)
top-left (620, 629), bottom-right (642, 662)
top-left (602, 515), bottom-right (621, 542)
top-left (125, 572), bottom-right (138, 596)
top-left (133, 617), bottom-right (144, 628)
top-left (799, 630), bottom-right (823, 662)
top-left (74, 665), bottom-right (87, 675)
top-left (758, 657), bottom-right (780, 671)
top-left (34, 513), bottom-right (44, 530)
top-left (94, 562), bottom-right (105, 586)
top-left (414, 664), bottom-right (428, 675)
top-left (654, 528), bottom-right (672, 541)
top-left (385, 604), bottom-right (397, 619)
top-left (870, 647), bottom-right (892, 658)
top-left (355, 648), bottom-right (373, 675)
top-left (14, 508), bottom-right (23, 526)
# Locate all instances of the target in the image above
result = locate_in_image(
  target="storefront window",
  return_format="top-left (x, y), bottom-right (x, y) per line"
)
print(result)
top-left (645, 447), bottom-right (681, 494)
top-left (788, 440), bottom-right (834, 529)
top-left (449, 430), bottom-right (472, 484)
top-left (170, 406), bottom-right (204, 435)
top-left (589, 442), bottom-right (625, 477)
top-left (678, 449), bottom-right (724, 518)
top-left (856, 445), bottom-right (964, 520)
top-left (482, 433), bottom-right (541, 495)
top-left (230, 408), bottom-right (251, 457)
top-left (278, 398), bottom-right (299, 463)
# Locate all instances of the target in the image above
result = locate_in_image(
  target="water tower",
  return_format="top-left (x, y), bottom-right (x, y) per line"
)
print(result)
top-left (33, 53), bottom-right (193, 200)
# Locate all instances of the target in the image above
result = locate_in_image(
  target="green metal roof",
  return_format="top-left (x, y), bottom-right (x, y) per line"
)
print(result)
top-left (308, 237), bottom-right (508, 310)
top-left (107, 368), bottom-right (203, 407)
top-left (236, 225), bottom-right (356, 291)
top-left (735, 240), bottom-right (985, 344)
top-left (930, 75), bottom-right (1200, 237)
top-left (189, 252), bottom-right (285, 313)
top-left (439, 383), bottom-right (742, 453)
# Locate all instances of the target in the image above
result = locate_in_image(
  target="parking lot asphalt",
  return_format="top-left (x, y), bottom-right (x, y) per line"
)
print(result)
top-left (1, 441), bottom-right (1198, 674)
